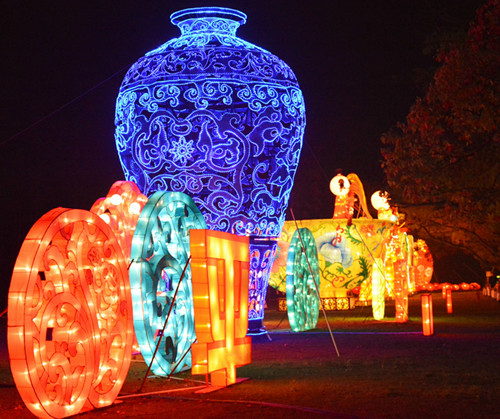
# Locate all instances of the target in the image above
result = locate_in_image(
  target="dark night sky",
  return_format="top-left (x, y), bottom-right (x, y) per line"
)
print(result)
top-left (0, 0), bottom-right (483, 303)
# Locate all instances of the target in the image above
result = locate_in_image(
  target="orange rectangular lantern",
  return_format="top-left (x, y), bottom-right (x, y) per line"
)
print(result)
top-left (446, 288), bottom-right (453, 313)
top-left (189, 229), bottom-right (251, 389)
top-left (420, 293), bottom-right (433, 336)
top-left (394, 261), bottom-right (409, 323)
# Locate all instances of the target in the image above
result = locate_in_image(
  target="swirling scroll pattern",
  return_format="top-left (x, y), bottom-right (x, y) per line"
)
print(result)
top-left (115, 17), bottom-right (306, 239)
top-left (248, 238), bottom-right (278, 322)
top-left (129, 191), bottom-right (207, 376)
top-left (90, 180), bottom-right (148, 264)
top-left (116, 80), bottom-right (304, 237)
top-left (7, 208), bottom-right (133, 418)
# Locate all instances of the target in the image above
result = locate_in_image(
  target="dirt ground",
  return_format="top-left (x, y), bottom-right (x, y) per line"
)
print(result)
top-left (1, 290), bottom-right (499, 418)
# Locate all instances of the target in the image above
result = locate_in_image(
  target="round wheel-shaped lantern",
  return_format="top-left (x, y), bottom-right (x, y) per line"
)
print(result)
top-left (7, 208), bottom-right (133, 418)
top-left (130, 191), bottom-right (207, 375)
top-left (286, 228), bottom-right (320, 332)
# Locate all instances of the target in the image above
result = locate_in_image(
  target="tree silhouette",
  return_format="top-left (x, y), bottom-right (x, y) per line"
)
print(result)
top-left (381, 0), bottom-right (500, 271)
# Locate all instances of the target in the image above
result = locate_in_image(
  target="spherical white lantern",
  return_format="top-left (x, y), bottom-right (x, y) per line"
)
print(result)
top-left (371, 190), bottom-right (390, 211)
top-left (330, 175), bottom-right (350, 196)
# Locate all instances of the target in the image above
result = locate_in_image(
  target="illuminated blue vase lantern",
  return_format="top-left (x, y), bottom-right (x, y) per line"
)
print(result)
top-left (115, 7), bottom-right (306, 333)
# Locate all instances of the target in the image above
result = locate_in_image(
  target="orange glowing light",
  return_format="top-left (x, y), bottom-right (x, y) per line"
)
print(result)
top-left (7, 208), bottom-right (133, 418)
top-left (421, 294), bottom-right (434, 336)
top-left (90, 180), bottom-right (147, 355)
top-left (189, 229), bottom-right (251, 389)
top-left (413, 239), bottom-right (433, 290)
top-left (446, 288), bottom-right (453, 313)
top-left (90, 180), bottom-right (148, 264)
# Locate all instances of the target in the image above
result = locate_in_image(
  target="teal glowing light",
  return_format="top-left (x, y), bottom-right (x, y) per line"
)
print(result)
top-left (286, 228), bottom-right (320, 332)
top-left (130, 191), bottom-right (207, 375)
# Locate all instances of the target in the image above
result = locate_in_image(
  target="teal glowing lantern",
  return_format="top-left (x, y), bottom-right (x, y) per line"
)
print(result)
top-left (286, 228), bottom-right (320, 332)
top-left (130, 191), bottom-right (207, 375)
top-left (115, 7), bottom-right (306, 334)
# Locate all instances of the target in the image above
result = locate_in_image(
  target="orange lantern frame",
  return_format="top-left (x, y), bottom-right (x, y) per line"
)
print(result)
top-left (190, 229), bottom-right (251, 389)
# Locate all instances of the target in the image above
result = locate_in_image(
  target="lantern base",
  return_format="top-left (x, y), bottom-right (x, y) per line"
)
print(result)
top-left (247, 319), bottom-right (271, 341)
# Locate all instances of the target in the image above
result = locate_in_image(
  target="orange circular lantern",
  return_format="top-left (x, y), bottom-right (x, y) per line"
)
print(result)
top-left (8, 208), bottom-right (133, 417)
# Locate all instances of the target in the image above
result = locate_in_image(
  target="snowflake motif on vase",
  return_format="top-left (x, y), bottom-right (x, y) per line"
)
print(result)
top-left (170, 136), bottom-right (196, 166)
top-left (115, 7), bottom-right (306, 332)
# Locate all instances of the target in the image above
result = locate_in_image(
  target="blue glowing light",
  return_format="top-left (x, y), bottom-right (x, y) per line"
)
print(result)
top-left (248, 237), bottom-right (278, 330)
top-left (116, 7), bottom-right (306, 334)
top-left (115, 7), bottom-right (306, 238)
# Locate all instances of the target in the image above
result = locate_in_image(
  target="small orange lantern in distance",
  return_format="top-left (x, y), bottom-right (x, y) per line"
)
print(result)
top-left (446, 288), bottom-right (453, 313)
top-left (421, 293), bottom-right (434, 336)
top-left (190, 229), bottom-right (251, 389)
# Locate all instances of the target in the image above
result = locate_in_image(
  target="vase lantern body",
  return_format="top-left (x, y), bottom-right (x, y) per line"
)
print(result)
top-left (115, 7), bottom-right (306, 331)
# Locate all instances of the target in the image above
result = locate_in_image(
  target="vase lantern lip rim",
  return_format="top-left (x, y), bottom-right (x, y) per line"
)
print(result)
top-left (170, 7), bottom-right (247, 26)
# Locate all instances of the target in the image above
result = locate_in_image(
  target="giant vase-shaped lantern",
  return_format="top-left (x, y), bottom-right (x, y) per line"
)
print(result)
top-left (115, 7), bottom-right (306, 333)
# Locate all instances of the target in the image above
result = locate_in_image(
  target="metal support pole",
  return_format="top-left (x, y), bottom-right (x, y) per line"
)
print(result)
top-left (138, 256), bottom-right (191, 393)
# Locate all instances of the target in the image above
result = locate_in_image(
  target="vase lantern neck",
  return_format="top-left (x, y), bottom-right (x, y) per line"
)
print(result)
top-left (170, 7), bottom-right (247, 37)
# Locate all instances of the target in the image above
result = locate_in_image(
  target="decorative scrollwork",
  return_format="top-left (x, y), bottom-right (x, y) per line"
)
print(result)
top-left (129, 191), bottom-right (207, 375)
top-left (248, 237), bottom-right (277, 324)
top-left (286, 228), bottom-right (320, 332)
top-left (90, 180), bottom-right (148, 264)
top-left (7, 208), bottom-right (133, 418)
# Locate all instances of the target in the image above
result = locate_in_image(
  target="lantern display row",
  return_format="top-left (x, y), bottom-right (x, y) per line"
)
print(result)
top-left (7, 181), bottom-right (252, 418)
top-left (269, 173), bottom-right (439, 324)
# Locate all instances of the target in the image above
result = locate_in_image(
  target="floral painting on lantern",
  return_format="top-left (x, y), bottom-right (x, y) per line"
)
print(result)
top-left (270, 218), bottom-right (395, 297)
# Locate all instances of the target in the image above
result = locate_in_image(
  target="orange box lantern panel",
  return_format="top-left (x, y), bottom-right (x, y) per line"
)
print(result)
top-left (446, 289), bottom-right (453, 313)
top-left (190, 229), bottom-right (251, 388)
top-left (421, 293), bottom-right (434, 336)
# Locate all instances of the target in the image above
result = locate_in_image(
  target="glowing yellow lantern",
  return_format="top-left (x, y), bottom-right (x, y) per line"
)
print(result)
top-left (190, 229), bottom-right (251, 388)
top-left (371, 258), bottom-right (385, 320)
top-left (421, 294), bottom-right (434, 336)
top-left (392, 232), bottom-right (409, 323)
top-left (384, 252), bottom-right (395, 299)
top-left (270, 218), bottom-right (394, 299)
top-left (7, 208), bottom-right (133, 418)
